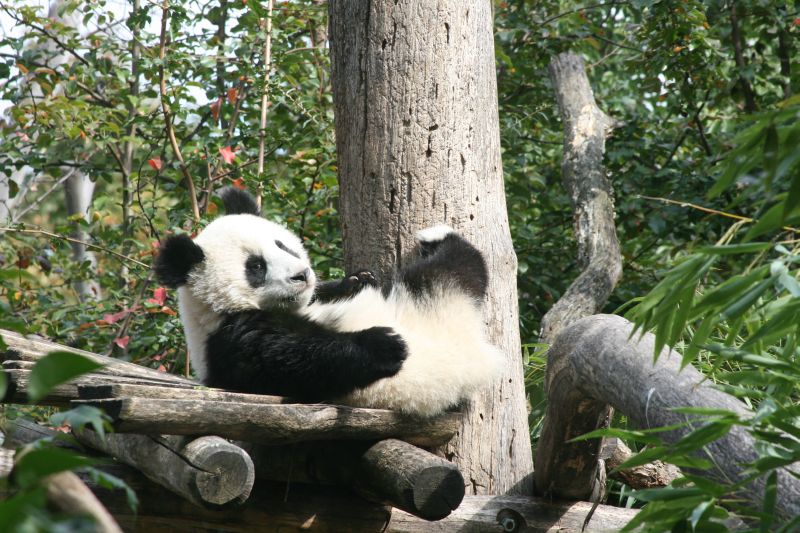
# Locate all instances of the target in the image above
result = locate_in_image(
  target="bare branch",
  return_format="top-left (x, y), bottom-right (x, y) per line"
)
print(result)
top-left (256, 0), bottom-right (275, 210)
top-left (0, 226), bottom-right (148, 268)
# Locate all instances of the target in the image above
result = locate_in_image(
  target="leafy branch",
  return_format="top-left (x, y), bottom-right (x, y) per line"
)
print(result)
top-left (0, 226), bottom-right (149, 268)
top-left (158, 0), bottom-right (200, 223)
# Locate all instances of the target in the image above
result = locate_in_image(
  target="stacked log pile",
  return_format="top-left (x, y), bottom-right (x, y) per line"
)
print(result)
top-left (1, 328), bottom-right (639, 531)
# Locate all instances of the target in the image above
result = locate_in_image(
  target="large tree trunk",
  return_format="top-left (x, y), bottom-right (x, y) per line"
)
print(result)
top-left (329, 1), bottom-right (533, 495)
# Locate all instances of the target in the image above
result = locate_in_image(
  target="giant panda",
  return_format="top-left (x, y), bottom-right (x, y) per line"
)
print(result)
top-left (153, 188), bottom-right (501, 417)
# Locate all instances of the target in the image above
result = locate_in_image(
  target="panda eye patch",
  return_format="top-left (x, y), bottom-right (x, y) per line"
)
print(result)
top-left (275, 240), bottom-right (300, 259)
top-left (245, 255), bottom-right (268, 288)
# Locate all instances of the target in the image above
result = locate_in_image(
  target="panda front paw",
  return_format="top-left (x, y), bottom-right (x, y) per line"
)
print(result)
top-left (341, 269), bottom-right (378, 296)
top-left (355, 326), bottom-right (407, 378)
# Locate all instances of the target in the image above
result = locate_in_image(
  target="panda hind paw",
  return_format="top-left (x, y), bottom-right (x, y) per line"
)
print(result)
top-left (415, 224), bottom-right (455, 244)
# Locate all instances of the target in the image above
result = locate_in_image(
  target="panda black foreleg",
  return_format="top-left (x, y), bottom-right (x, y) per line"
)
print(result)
top-left (205, 312), bottom-right (406, 401)
top-left (312, 269), bottom-right (379, 303)
top-left (400, 225), bottom-right (488, 300)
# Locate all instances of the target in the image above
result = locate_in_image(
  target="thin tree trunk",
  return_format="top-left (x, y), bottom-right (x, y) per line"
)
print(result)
top-left (64, 171), bottom-right (100, 300)
top-left (329, 0), bottom-right (533, 495)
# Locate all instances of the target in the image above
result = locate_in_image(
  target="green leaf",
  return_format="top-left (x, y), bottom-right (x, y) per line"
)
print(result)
top-left (0, 487), bottom-right (47, 529)
top-left (84, 467), bottom-right (139, 512)
top-left (27, 351), bottom-right (105, 403)
top-left (760, 471), bottom-right (777, 533)
top-left (784, 171), bottom-right (800, 224)
top-left (719, 277), bottom-right (773, 320)
top-left (742, 299), bottom-right (800, 349)
top-left (695, 243), bottom-right (772, 255)
top-left (683, 314), bottom-right (717, 366)
top-left (763, 125), bottom-right (779, 189)
top-left (50, 406), bottom-right (112, 442)
top-left (744, 201), bottom-right (799, 242)
top-left (13, 447), bottom-right (94, 490)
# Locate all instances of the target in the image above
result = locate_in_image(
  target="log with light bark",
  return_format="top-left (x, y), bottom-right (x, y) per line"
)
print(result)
top-left (329, 0), bottom-right (533, 495)
top-left (0, 328), bottom-right (195, 386)
top-left (248, 438), bottom-right (464, 521)
top-left (75, 429), bottom-right (255, 508)
top-left (73, 397), bottom-right (459, 447)
top-left (42, 471), bottom-right (124, 533)
top-left (1, 367), bottom-right (202, 407)
top-left (533, 314), bottom-right (800, 520)
top-left (539, 52), bottom-right (622, 343)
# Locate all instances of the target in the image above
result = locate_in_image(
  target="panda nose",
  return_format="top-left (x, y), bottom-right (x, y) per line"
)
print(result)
top-left (290, 268), bottom-right (311, 284)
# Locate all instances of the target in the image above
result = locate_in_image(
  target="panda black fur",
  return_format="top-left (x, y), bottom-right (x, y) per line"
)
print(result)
top-left (154, 188), bottom-right (501, 417)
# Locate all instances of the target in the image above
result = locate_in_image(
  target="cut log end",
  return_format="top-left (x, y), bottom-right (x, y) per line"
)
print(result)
top-left (410, 465), bottom-right (464, 520)
top-left (182, 436), bottom-right (255, 506)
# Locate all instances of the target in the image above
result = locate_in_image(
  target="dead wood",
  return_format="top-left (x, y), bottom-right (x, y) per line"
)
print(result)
top-left (533, 314), bottom-right (800, 520)
top-left (539, 51), bottom-right (621, 343)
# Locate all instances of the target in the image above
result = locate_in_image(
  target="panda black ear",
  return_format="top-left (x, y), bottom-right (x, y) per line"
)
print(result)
top-left (219, 187), bottom-right (260, 216)
top-left (153, 235), bottom-right (205, 288)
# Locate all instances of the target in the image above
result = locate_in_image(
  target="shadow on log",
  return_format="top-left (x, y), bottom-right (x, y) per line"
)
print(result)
top-left (0, 447), bottom-right (638, 532)
top-left (533, 314), bottom-right (800, 521)
top-left (248, 439), bottom-right (464, 521)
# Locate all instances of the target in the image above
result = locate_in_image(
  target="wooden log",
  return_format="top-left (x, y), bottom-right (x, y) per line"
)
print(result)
top-left (0, 328), bottom-right (195, 386)
top-left (77, 383), bottom-right (283, 404)
top-left (5, 417), bottom-right (75, 448)
top-left (600, 437), bottom-right (680, 489)
top-left (0, 442), bottom-right (639, 533)
top-left (2, 368), bottom-right (200, 407)
top-left (249, 439), bottom-right (464, 521)
top-left (4, 421), bottom-right (122, 532)
top-left (2, 369), bottom-right (77, 407)
top-left (358, 439), bottom-right (464, 520)
top-left (43, 470), bottom-right (124, 533)
top-left (533, 314), bottom-right (800, 520)
top-left (74, 398), bottom-right (460, 447)
top-left (75, 429), bottom-right (254, 508)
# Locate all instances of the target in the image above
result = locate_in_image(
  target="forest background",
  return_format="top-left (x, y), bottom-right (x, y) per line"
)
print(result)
top-left (0, 1), bottom-right (798, 531)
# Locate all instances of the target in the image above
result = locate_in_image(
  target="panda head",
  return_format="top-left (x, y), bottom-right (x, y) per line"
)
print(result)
top-left (154, 188), bottom-right (316, 313)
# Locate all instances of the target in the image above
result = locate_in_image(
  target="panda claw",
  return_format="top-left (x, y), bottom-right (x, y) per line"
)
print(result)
top-left (343, 269), bottom-right (378, 295)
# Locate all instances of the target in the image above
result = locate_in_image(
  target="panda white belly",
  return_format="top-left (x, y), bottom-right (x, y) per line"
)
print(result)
top-left (303, 285), bottom-right (502, 416)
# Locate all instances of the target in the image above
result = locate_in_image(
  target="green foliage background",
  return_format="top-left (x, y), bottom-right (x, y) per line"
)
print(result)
top-left (0, 0), bottom-right (798, 530)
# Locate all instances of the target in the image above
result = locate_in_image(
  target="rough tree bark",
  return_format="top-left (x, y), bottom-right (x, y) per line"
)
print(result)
top-left (534, 314), bottom-right (800, 521)
top-left (539, 52), bottom-right (621, 343)
top-left (329, 0), bottom-right (533, 495)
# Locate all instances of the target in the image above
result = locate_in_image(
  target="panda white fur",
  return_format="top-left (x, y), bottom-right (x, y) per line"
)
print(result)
top-left (154, 188), bottom-right (502, 417)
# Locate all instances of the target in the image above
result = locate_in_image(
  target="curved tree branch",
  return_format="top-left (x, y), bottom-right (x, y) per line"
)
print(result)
top-left (539, 52), bottom-right (622, 343)
top-left (534, 314), bottom-right (800, 520)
